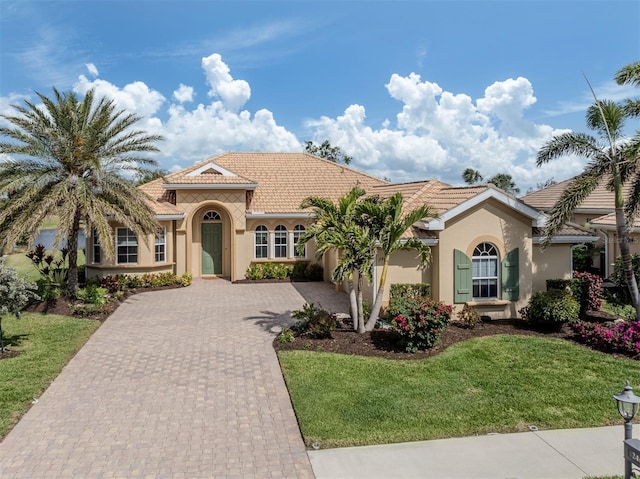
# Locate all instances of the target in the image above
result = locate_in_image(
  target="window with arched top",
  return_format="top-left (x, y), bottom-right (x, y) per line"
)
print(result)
top-left (203, 211), bottom-right (221, 221)
top-left (274, 225), bottom-right (288, 258)
top-left (472, 242), bottom-right (499, 299)
top-left (255, 225), bottom-right (268, 259)
top-left (293, 225), bottom-right (306, 258)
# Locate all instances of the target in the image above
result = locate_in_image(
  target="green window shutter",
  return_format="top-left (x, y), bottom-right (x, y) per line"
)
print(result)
top-left (454, 249), bottom-right (472, 303)
top-left (501, 248), bottom-right (519, 301)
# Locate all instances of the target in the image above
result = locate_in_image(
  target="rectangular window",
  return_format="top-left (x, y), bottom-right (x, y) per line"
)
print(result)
top-left (472, 257), bottom-right (498, 298)
top-left (116, 227), bottom-right (138, 264)
top-left (92, 230), bottom-right (101, 264)
top-left (293, 227), bottom-right (306, 258)
top-left (274, 227), bottom-right (287, 258)
top-left (255, 227), bottom-right (268, 259)
top-left (155, 227), bottom-right (166, 263)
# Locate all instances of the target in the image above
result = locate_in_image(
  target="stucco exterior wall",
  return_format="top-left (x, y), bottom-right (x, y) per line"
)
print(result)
top-left (532, 244), bottom-right (572, 293)
top-left (435, 198), bottom-right (534, 319)
top-left (372, 249), bottom-right (432, 306)
top-left (85, 220), bottom-right (175, 279)
top-left (601, 230), bottom-right (640, 277)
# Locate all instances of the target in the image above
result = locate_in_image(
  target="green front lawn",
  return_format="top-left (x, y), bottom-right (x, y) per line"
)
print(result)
top-left (279, 335), bottom-right (640, 448)
top-left (0, 313), bottom-right (99, 439)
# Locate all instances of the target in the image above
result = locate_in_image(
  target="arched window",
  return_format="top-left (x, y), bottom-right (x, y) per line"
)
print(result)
top-left (274, 225), bottom-right (288, 258)
top-left (255, 225), bottom-right (268, 259)
top-left (472, 242), bottom-right (499, 299)
top-left (203, 210), bottom-right (221, 221)
top-left (293, 225), bottom-right (306, 258)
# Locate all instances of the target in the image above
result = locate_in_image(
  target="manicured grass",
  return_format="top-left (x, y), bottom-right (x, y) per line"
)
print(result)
top-left (0, 312), bottom-right (99, 439)
top-left (279, 335), bottom-right (640, 448)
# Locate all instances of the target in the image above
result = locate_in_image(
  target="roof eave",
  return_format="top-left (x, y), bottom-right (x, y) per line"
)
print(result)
top-left (162, 183), bottom-right (258, 190)
top-left (532, 235), bottom-right (599, 244)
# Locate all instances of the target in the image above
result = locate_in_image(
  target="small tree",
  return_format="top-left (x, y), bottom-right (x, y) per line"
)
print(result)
top-left (0, 266), bottom-right (39, 352)
top-left (304, 140), bottom-right (352, 165)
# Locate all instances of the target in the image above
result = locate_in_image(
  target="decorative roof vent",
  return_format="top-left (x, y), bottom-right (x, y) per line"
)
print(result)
top-left (186, 162), bottom-right (237, 177)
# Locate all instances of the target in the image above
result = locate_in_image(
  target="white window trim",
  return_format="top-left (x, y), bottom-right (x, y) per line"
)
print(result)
top-left (116, 227), bottom-right (138, 265)
top-left (274, 225), bottom-right (288, 259)
top-left (254, 225), bottom-right (268, 259)
top-left (472, 243), bottom-right (499, 299)
top-left (155, 227), bottom-right (166, 263)
top-left (92, 231), bottom-right (101, 265)
top-left (292, 225), bottom-right (306, 259)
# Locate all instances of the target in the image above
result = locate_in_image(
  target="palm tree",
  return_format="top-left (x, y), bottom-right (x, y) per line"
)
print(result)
top-left (462, 168), bottom-right (483, 185)
top-left (615, 61), bottom-right (640, 117)
top-left (298, 187), bottom-right (375, 333)
top-left (536, 97), bottom-right (640, 318)
top-left (0, 88), bottom-right (163, 297)
top-left (358, 193), bottom-right (437, 331)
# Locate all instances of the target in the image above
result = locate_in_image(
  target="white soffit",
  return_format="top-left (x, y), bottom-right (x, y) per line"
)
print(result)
top-left (186, 162), bottom-right (238, 177)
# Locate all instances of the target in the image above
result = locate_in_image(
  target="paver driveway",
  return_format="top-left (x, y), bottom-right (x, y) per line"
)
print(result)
top-left (0, 279), bottom-right (349, 478)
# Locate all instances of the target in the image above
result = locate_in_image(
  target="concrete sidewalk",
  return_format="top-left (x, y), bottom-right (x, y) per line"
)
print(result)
top-left (308, 425), bottom-right (627, 479)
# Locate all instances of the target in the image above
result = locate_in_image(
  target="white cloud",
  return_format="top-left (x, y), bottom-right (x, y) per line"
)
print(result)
top-left (202, 53), bottom-right (251, 111)
top-left (307, 72), bottom-right (574, 192)
top-left (85, 63), bottom-right (99, 77)
top-left (173, 84), bottom-right (194, 103)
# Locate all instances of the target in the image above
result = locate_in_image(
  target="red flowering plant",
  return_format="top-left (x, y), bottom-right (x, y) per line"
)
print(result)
top-left (572, 320), bottom-right (640, 356)
top-left (387, 297), bottom-right (452, 352)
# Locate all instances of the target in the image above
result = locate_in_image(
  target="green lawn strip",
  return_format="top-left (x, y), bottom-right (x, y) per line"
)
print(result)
top-left (279, 335), bottom-right (640, 448)
top-left (0, 312), bottom-right (99, 439)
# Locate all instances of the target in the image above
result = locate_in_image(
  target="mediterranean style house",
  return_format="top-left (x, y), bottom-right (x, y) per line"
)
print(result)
top-left (86, 152), bottom-right (596, 319)
top-left (522, 176), bottom-right (639, 278)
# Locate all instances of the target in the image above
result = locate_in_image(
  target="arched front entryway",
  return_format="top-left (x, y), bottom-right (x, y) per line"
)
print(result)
top-left (201, 211), bottom-right (223, 275)
top-left (190, 205), bottom-right (233, 279)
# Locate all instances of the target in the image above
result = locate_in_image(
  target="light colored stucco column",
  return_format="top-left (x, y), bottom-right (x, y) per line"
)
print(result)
top-left (176, 230), bottom-right (187, 275)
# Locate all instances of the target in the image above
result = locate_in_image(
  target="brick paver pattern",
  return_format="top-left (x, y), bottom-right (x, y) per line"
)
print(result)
top-left (0, 280), bottom-right (349, 478)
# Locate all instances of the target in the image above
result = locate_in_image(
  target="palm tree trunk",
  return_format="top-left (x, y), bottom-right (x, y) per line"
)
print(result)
top-left (347, 273), bottom-right (358, 331)
top-left (615, 207), bottom-right (640, 319)
top-left (357, 273), bottom-right (365, 333)
top-left (365, 256), bottom-right (389, 331)
top-left (66, 210), bottom-right (81, 298)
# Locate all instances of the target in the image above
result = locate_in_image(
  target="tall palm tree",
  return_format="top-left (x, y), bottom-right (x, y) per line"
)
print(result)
top-left (298, 187), bottom-right (375, 333)
top-left (358, 193), bottom-right (436, 331)
top-left (615, 61), bottom-right (640, 117)
top-left (536, 98), bottom-right (640, 318)
top-left (0, 88), bottom-right (162, 297)
top-left (462, 168), bottom-right (483, 185)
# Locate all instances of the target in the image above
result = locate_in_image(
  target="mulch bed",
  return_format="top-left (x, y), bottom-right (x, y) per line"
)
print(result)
top-left (273, 319), bottom-right (580, 360)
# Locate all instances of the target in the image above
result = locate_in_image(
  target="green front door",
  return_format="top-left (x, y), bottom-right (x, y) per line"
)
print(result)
top-left (202, 223), bottom-right (222, 275)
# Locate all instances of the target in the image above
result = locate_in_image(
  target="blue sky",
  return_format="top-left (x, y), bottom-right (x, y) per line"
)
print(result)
top-left (1, 0), bottom-right (639, 193)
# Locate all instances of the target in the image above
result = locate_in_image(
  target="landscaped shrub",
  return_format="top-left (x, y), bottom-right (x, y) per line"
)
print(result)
top-left (0, 266), bottom-right (39, 351)
top-left (572, 320), bottom-right (640, 356)
top-left (387, 297), bottom-right (451, 352)
top-left (546, 273), bottom-right (603, 316)
top-left (99, 275), bottom-right (123, 293)
top-left (26, 244), bottom-right (69, 300)
top-left (521, 290), bottom-right (579, 331)
top-left (277, 327), bottom-right (295, 343)
top-left (304, 262), bottom-right (324, 281)
top-left (179, 273), bottom-right (193, 287)
top-left (76, 284), bottom-right (108, 305)
top-left (456, 303), bottom-right (480, 329)
top-left (291, 303), bottom-right (337, 339)
top-left (99, 272), bottom-right (190, 292)
top-left (389, 283), bottom-right (431, 303)
top-left (290, 261), bottom-right (310, 280)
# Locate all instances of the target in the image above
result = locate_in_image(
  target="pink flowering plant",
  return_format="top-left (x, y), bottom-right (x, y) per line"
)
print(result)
top-left (387, 297), bottom-right (452, 352)
top-left (572, 320), bottom-right (640, 356)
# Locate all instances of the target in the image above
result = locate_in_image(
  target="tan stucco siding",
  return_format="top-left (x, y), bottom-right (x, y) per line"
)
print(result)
top-left (372, 249), bottom-right (432, 306)
top-left (601, 230), bottom-right (640, 277)
top-left (532, 244), bottom-right (572, 293)
top-left (435, 199), bottom-right (533, 319)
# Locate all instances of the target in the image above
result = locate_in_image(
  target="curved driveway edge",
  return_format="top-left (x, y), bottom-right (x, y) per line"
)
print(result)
top-left (0, 279), bottom-right (349, 478)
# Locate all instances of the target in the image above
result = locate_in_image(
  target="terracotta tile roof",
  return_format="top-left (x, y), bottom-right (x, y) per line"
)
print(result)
top-left (532, 222), bottom-right (596, 237)
top-left (138, 178), bottom-right (184, 216)
top-left (521, 174), bottom-right (632, 212)
top-left (370, 180), bottom-right (490, 217)
top-left (589, 212), bottom-right (640, 229)
top-left (163, 160), bottom-right (258, 185)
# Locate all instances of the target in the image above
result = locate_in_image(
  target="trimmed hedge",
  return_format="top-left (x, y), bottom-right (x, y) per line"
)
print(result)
top-left (389, 283), bottom-right (431, 302)
top-left (521, 289), bottom-right (579, 331)
top-left (546, 273), bottom-right (603, 316)
top-left (245, 261), bottom-right (323, 281)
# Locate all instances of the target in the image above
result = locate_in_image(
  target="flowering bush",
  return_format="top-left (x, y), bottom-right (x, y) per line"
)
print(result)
top-left (387, 297), bottom-right (452, 352)
top-left (572, 320), bottom-right (640, 356)
top-left (572, 272), bottom-right (603, 313)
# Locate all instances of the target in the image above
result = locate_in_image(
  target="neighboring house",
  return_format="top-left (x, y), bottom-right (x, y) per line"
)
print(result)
top-left (521, 176), bottom-right (638, 277)
top-left (86, 152), bottom-right (596, 319)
